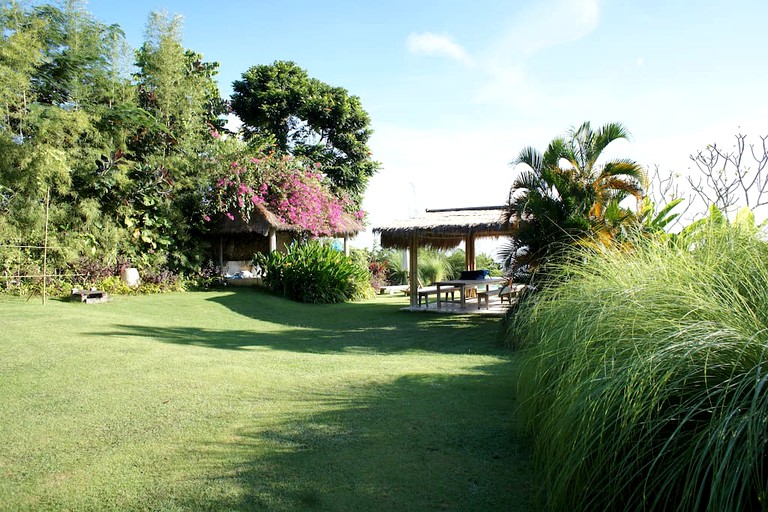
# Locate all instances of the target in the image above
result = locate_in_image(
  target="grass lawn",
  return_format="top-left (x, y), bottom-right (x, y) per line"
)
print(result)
top-left (0, 289), bottom-right (531, 511)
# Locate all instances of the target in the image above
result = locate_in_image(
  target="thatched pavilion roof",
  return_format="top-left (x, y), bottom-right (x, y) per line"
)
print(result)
top-left (373, 206), bottom-right (513, 250)
top-left (209, 203), bottom-right (363, 237)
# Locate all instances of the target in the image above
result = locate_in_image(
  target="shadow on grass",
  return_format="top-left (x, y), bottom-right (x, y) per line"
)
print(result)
top-left (95, 288), bottom-right (505, 355)
top-left (177, 361), bottom-right (533, 511)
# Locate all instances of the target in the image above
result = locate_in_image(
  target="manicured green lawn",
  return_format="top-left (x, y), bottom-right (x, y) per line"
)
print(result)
top-left (0, 289), bottom-right (531, 511)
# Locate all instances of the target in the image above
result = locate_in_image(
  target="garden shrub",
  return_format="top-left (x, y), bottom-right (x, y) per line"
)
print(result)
top-left (258, 241), bottom-right (372, 303)
top-left (370, 247), bottom-right (408, 286)
top-left (0, 255), bottom-right (199, 298)
top-left (350, 247), bottom-right (391, 291)
top-left (98, 275), bottom-right (137, 296)
top-left (507, 222), bottom-right (768, 511)
top-left (183, 261), bottom-right (225, 290)
top-left (417, 250), bottom-right (451, 284)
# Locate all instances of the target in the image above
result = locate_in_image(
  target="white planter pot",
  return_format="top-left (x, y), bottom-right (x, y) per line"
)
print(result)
top-left (121, 267), bottom-right (140, 287)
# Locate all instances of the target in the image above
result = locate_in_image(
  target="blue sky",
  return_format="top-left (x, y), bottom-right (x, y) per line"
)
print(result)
top-left (88, 0), bottom-right (768, 250)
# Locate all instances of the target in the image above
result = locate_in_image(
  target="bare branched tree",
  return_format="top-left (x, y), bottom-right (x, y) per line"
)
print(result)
top-left (688, 133), bottom-right (768, 218)
top-left (647, 164), bottom-right (681, 206)
top-left (645, 164), bottom-right (692, 226)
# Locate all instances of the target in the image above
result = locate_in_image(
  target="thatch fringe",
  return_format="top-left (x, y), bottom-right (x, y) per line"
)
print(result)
top-left (373, 206), bottom-right (514, 249)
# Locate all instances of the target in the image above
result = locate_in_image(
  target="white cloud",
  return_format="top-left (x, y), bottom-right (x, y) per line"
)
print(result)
top-left (490, 0), bottom-right (600, 59)
top-left (403, 1), bottom-right (603, 110)
top-left (471, 0), bottom-right (602, 108)
top-left (406, 32), bottom-right (474, 66)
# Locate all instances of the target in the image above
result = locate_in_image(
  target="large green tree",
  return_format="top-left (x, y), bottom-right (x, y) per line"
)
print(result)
top-left (231, 60), bottom-right (378, 202)
top-left (133, 11), bottom-right (225, 168)
top-left (501, 121), bottom-right (646, 284)
top-left (0, 0), bottom-right (132, 267)
top-left (127, 11), bottom-right (226, 269)
top-left (0, 3), bottom-right (226, 275)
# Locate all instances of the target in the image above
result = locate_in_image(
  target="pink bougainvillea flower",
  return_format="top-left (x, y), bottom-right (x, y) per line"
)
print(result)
top-left (207, 153), bottom-right (361, 234)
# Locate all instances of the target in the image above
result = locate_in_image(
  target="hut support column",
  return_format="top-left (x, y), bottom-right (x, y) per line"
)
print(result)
top-left (269, 228), bottom-right (277, 253)
top-left (343, 235), bottom-right (350, 257)
top-left (409, 234), bottom-right (418, 308)
top-left (465, 232), bottom-right (476, 271)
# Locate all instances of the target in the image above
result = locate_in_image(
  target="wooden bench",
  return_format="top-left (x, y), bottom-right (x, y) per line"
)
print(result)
top-left (70, 288), bottom-right (109, 304)
top-left (477, 285), bottom-right (504, 309)
top-left (417, 286), bottom-right (459, 307)
top-left (477, 289), bottom-right (490, 309)
top-left (379, 285), bottom-right (410, 295)
top-left (499, 284), bottom-right (527, 304)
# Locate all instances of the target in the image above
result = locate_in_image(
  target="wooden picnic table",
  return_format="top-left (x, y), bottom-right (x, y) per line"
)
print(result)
top-left (433, 277), bottom-right (506, 310)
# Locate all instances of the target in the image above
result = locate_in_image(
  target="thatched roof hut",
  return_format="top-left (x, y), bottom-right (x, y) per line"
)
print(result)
top-left (208, 203), bottom-right (364, 265)
top-left (209, 203), bottom-right (292, 237)
top-left (373, 206), bottom-right (515, 308)
top-left (210, 203), bottom-right (363, 238)
top-left (374, 206), bottom-right (511, 250)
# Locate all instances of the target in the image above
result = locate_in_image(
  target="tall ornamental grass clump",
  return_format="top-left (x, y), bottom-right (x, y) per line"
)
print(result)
top-left (259, 241), bottom-right (373, 303)
top-left (507, 223), bottom-right (768, 511)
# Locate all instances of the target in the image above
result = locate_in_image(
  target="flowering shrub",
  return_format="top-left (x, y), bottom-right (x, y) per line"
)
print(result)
top-left (207, 153), bottom-right (364, 236)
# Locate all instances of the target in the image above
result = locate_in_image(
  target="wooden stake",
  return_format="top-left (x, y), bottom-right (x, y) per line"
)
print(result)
top-left (42, 187), bottom-right (50, 306)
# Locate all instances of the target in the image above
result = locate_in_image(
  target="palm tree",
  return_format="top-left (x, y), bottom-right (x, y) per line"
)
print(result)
top-left (501, 121), bottom-right (646, 284)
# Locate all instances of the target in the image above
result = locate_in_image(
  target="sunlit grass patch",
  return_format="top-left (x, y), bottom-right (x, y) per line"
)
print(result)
top-left (0, 291), bottom-right (531, 511)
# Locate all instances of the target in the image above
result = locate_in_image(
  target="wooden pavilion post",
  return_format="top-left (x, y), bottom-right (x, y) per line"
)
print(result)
top-left (465, 230), bottom-right (476, 271)
top-left (409, 234), bottom-right (418, 308)
top-left (343, 235), bottom-right (350, 256)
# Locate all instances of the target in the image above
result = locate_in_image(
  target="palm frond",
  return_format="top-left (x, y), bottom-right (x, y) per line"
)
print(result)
top-left (568, 121), bottom-right (594, 173)
top-left (544, 137), bottom-right (571, 171)
top-left (600, 159), bottom-right (647, 182)
top-left (510, 169), bottom-right (543, 193)
top-left (597, 177), bottom-right (644, 199)
top-left (594, 122), bottom-right (632, 155)
top-left (515, 146), bottom-right (543, 172)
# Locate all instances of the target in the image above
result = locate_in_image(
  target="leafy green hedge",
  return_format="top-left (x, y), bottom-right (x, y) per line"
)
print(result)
top-left (258, 241), bottom-right (372, 303)
top-left (506, 222), bottom-right (768, 511)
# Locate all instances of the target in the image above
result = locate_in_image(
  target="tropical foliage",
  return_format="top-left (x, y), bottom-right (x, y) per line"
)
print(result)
top-left (446, 249), bottom-right (503, 279)
top-left (505, 217), bottom-right (768, 511)
top-left (257, 241), bottom-right (372, 303)
top-left (501, 121), bottom-right (645, 284)
top-left (0, 3), bottom-right (223, 278)
top-left (354, 248), bottom-right (503, 289)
